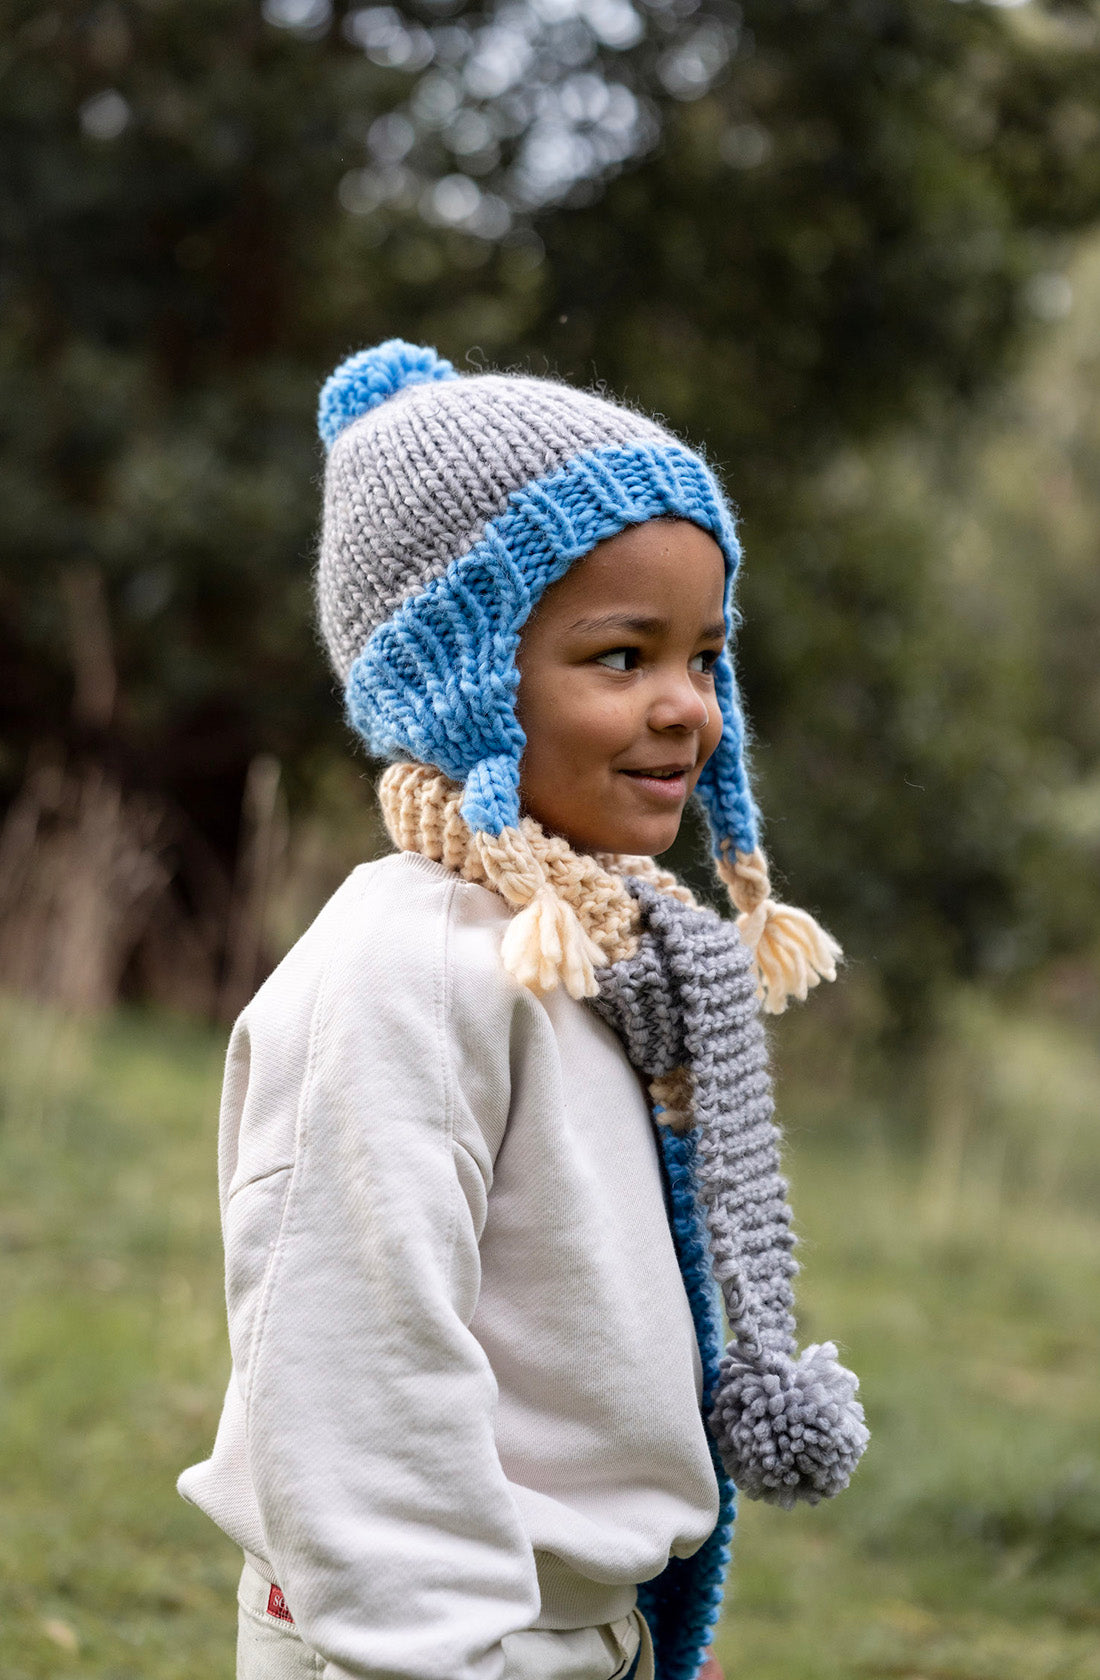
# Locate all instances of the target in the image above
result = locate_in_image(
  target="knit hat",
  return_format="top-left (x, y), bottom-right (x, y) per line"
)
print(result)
top-left (316, 338), bottom-right (841, 1012)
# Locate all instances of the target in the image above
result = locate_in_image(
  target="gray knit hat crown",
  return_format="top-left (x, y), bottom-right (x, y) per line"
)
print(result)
top-left (317, 354), bottom-right (672, 686)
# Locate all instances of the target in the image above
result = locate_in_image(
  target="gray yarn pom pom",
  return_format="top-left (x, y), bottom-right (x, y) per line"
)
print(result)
top-left (710, 1341), bottom-right (869, 1509)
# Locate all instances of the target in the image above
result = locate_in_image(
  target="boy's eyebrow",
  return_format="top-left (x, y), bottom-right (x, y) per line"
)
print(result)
top-left (567, 612), bottom-right (727, 641)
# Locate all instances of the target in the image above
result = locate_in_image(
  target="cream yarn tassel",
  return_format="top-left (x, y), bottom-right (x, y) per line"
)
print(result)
top-left (377, 763), bottom-right (639, 999)
top-left (717, 844), bottom-right (842, 1014)
top-left (474, 828), bottom-right (606, 999)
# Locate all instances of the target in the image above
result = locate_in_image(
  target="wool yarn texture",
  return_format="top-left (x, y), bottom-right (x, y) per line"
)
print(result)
top-left (316, 337), bottom-right (843, 1014)
top-left (379, 763), bottom-right (869, 1511)
top-left (589, 881), bottom-right (870, 1509)
top-left (377, 763), bottom-right (870, 1680)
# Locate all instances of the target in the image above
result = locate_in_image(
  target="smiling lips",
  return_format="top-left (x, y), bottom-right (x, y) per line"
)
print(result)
top-left (620, 763), bottom-right (693, 800)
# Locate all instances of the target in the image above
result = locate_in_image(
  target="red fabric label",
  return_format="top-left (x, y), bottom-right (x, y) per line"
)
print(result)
top-left (267, 1584), bottom-right (294, 1624)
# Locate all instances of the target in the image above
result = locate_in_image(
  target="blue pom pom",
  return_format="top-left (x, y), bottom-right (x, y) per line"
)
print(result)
top-left (318, 340), bottom-right (459, 451)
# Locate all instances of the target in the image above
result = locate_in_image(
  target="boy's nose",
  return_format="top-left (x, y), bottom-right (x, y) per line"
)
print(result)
top-left (649, 672), bottom-right (712, 733)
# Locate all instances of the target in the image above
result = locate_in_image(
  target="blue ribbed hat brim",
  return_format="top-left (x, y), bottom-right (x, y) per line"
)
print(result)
top-left (345, 441), bottom-right (761, 856)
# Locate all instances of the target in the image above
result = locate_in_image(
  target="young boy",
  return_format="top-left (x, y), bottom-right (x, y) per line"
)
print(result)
top-left (178, 341), bottom-right (868, 1680)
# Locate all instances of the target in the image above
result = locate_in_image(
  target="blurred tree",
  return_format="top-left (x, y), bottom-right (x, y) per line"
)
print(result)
top-left (0, 0), bottom-right (1098, 1028)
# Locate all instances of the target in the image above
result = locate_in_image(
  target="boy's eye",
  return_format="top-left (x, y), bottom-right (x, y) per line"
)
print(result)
top-left (594, 647), bottom-right (722, 674)
top-left (594, 647), bottom-right (639, 671)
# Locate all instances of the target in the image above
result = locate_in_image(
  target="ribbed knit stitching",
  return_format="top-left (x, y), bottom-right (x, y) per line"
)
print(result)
top-left (593, 880), bottom-right (869, 1515)
top-left (318, 371), bottom-right (673, 681)
top-left (345, 440), bottom-right (760, 853)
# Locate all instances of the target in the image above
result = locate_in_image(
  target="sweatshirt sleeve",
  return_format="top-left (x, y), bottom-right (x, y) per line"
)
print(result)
top-left (226, 859), bottom-right (541, 1680)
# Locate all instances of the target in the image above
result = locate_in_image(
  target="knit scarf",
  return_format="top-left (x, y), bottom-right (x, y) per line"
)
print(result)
top-left (378, 763), bottom-right (869, 1680)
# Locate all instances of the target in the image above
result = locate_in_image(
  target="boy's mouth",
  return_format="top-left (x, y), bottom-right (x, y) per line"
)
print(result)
top-left (619, 763), bottom-right (692, 801)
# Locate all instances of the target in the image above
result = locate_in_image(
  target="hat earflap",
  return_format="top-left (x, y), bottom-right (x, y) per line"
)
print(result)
top-left (696, 660), bottom-right (843, 1014)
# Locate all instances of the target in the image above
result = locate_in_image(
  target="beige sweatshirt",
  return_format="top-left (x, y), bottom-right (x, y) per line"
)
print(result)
top-left (179, 850), bottom-right (719, 1680)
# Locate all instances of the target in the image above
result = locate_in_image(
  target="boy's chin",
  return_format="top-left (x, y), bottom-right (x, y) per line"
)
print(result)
top-left (616, 822), bottom-right (682, 858)
top-left (570, 813), bottom-right (684, 859)
top-left (522, 790), bottom-right (684, 859)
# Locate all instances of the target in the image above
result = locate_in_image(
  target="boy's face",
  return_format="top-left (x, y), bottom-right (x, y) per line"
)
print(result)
top-left (515, 518), bottom-right (727, 857)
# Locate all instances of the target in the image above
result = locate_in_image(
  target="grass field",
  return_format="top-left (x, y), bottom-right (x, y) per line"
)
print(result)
top-left (1, 992), bottom-right (1097, 1680)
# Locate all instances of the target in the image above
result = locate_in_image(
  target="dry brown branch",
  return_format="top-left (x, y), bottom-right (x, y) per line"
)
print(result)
top-left (0, 754), bottom-right (172, 1013)
top-left (219, 754), bottom-right (288, 1022)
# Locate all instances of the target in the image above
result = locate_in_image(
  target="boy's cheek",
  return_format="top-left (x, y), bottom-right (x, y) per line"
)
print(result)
top-left (553, 700), bottom-right (638, 765)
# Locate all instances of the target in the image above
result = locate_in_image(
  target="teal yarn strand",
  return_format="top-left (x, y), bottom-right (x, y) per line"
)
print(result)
top-left (637, 1126), bottom-right (736, 1680)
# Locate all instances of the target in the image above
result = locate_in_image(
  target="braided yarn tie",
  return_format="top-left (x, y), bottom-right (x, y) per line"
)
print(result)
top-left (378, 764), bottom-right (841, 1012)
top-left (475, 828), bottom-right (608, 1000)
top-left (377, 763), bottom-right (641, 998)
top-left (717, 844), bottom-right (842, 1014)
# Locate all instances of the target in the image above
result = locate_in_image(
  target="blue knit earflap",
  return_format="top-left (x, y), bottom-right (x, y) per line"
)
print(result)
top-left (693, 688), bottom-right (842, 1015)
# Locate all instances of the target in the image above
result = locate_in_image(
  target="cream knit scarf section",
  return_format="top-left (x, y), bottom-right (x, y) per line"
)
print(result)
top-left (378, 761), bottom-right (841, 1015)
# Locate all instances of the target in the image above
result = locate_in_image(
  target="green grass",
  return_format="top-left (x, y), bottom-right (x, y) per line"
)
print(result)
top-left (0, 1005), bottom-right (236, 1679)
top-left (0, 992), bottom-right (1097, 1679)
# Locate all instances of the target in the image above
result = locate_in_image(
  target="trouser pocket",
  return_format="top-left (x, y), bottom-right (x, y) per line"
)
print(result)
top-left (501, 1607), bottom-right (647, 1680)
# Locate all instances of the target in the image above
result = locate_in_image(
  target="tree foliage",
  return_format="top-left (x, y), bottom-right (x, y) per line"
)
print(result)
top-left (2, 0), bottom-right (1099, 1027)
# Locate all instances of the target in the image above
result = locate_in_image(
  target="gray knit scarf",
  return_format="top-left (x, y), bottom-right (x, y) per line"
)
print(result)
top-left (590, 877), bottom-right (869, 1508)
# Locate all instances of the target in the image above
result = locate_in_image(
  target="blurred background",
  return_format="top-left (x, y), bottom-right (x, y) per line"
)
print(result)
top-left (1, 0), bottom-right (1098, 1675)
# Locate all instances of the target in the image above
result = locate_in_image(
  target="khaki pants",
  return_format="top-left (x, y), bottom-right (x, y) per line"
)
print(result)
top-left (236, 1560), bottom-right (653, 1680)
